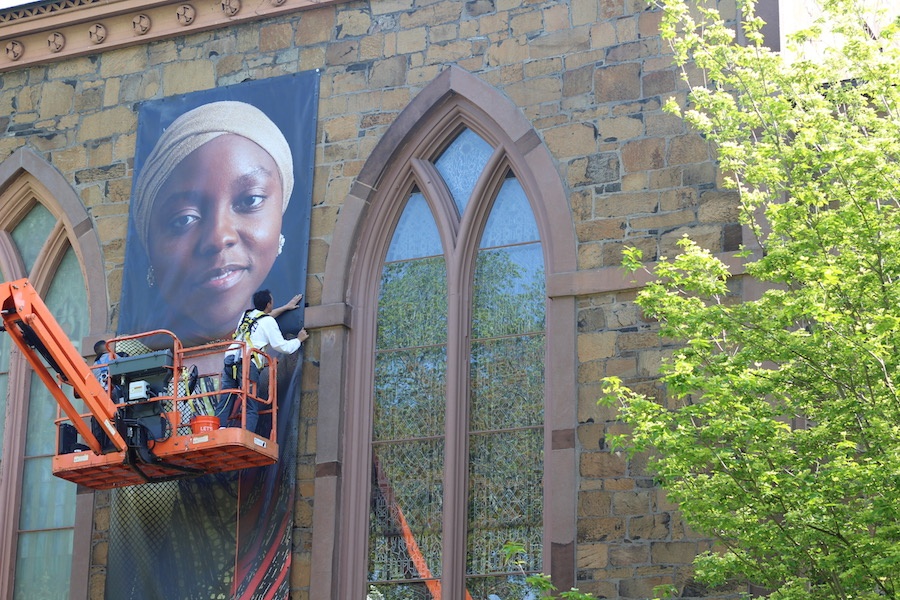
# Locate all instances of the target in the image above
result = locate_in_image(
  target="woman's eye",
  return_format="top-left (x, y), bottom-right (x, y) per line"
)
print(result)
top-left (236, 194), bottom-right (266, 211)
top-left (167, 212), bottom-right (199, 232)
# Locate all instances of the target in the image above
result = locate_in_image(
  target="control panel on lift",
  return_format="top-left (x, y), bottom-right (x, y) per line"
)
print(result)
top-left (109, 349), bottom-right (174, 441)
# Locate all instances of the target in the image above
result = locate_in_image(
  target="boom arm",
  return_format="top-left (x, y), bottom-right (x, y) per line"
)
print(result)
top-left (0, 279), bottom-right (125, 454)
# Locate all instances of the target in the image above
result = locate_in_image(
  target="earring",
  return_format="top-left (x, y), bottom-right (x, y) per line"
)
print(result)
top-left (146, 266), bottom-right (156, 288)
top-left (278, 233), bottom-right (285, 256)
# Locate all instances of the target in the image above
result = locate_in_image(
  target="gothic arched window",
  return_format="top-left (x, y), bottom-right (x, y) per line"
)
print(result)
top-left (0, 150), bottom-right (107, 600)
top-left (322, 68), bottom-right (577, 600)
top-left (367, 128), bottom-right (546, 598)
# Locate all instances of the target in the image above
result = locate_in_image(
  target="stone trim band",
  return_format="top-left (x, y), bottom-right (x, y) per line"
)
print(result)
top-left (0, 0), bottom-right (347, 71)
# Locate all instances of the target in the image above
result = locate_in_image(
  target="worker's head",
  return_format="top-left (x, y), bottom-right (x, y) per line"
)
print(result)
top-left (253, 289), bottom-right (274, 313)
top-left (93, 340), bottom-right (107, 356)
top-left (132, 101), bottom-right (293, 340)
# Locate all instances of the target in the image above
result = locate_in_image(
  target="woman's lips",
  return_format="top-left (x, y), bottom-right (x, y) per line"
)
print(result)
top-left (198, 265), bottom-right (247, 290)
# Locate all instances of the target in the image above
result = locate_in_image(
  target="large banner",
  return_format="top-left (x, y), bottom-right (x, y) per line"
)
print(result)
top-left (108, 71), bottom-right (318, 600)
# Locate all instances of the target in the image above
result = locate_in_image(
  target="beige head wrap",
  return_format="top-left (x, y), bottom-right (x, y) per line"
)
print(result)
top-left (132, 100), bottom-right (294, 253)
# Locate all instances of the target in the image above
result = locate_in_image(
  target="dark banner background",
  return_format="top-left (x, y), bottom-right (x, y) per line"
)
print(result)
top-left (108, 71), bottom-right (318, 600)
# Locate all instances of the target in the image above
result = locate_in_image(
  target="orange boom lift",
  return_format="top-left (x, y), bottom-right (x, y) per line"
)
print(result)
top-left (0, 278), bottom-right (280, 489)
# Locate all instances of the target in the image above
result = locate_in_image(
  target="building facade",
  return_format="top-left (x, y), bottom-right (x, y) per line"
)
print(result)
top-left (0, 0), bottom-right (761, 598)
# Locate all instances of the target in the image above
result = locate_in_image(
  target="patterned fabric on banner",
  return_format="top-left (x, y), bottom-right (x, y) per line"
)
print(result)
top-left (108, 71), bottom-right (318, 600)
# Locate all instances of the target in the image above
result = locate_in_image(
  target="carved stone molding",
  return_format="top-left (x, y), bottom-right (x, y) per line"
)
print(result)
top-left (131, 13), bottom-right (150, 35)
top-left (5, 39), bottom-right (23, 61)
top-left (221, 0), bottom-right (240, 17)
top-left (87, 22), bottom-right (105, 43)
top-left (0, 0), bottom-right (347, 72)
top-left (0, 0), bottom-right (104, 25)
top-left (47, 31), bottom-right (65, 52)
top-left (175, 4), bottom-right (195, 25)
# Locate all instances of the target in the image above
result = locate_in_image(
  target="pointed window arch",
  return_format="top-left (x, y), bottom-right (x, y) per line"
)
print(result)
top-left (0, 148), bottom-right (108, 600)
top-left (313, 67), bottom-right (578, 600)
top-left (368, 126), bottom-right (548, 598)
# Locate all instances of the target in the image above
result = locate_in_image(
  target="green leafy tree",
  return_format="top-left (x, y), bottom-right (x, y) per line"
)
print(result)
top-left (602, 1), bottom-right (900, 598)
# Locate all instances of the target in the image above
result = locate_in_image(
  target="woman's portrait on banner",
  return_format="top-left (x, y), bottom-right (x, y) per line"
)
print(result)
top-left (110, 72), bottom-right (318, 600)
top-left (119, 83), bottom-right (311, 346)
top-left (128, 100), bottom-right (295, 345)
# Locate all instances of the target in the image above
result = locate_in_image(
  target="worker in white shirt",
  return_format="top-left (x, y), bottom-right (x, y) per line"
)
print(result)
top-left (216, 289), bottom-right (308, 434)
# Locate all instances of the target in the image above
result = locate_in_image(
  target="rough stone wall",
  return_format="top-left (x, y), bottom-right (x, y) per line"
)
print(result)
top-left (0, 0), bottom-right (744, 597)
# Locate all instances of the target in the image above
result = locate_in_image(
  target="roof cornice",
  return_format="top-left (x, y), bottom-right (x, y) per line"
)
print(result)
top-left (0, 0), bottom-right (345, 72)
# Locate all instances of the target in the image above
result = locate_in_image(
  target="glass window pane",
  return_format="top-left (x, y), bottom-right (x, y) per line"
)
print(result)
top-left (470, 335), bottom-right (544, 432)
top-left (374, 136), bottom-right (547, 592)
top-left (23, 374), bottom-right (60, 457)
top-left (472, 244), bottom-right (545, 339)
top-left (16, 246), bottom-right (84, 597)
top-left (366, 581), bottom-right (436, 600)
top-left (386, 193), bottom-right (443, 262)
top-left (14, 529), bottom-right (73, 600)
top-left (467, 429), bottom-right (543, 576)
top-left (11, 203), bottom-right (55, 275)
top-left (371, 193), bottom-right (448, 589)
top-left (465, 574), bottom-right (541, 600)
top-left (377, 256), bottom-right (447, 350)
top-left (40, 247), bottom-right (89, 355)
top-left (434, 128), bottom-right (494, 216)
top-left (374, 347), bottom-right (446, 441)
top-left (369, 441), bottom-right (444, 582)
top-left (468, 184), bottom-right (544, 585)
top-left (24, 248), bottom-right (88, 457)
top-left (480, 177), bottom-right (539, 249)
top-left (19, 457), bottom-right (76, 530)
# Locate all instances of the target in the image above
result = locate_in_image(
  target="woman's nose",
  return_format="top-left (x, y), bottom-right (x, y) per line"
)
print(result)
top-left (198, 206), bottom-right (238, 254)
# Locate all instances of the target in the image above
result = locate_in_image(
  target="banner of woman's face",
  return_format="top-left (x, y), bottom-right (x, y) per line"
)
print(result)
top-left (120, 73), bottom-right (316, 346)
top-left (108, 71), bottom-right (318, 600)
